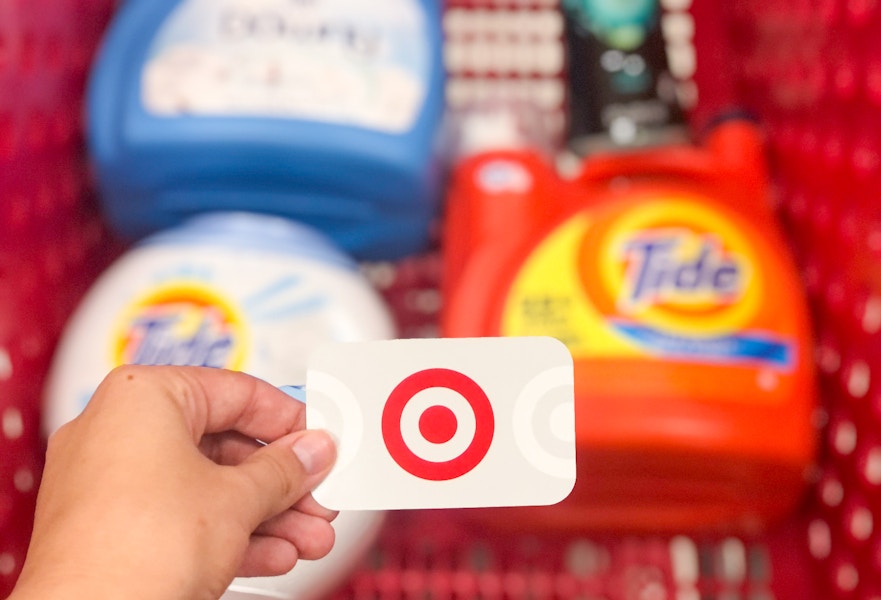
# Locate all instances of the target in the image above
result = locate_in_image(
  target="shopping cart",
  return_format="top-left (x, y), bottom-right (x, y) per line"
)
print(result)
top-left (1, 1), bottom-right (875, 598)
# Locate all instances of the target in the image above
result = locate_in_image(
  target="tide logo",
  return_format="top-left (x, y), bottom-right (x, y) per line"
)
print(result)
top-left (112, 282), bottom-right (248, 370)
top-left (618, 230), bottom-right (744, 310)
top-left (580, 197), bottom-right (762, 337)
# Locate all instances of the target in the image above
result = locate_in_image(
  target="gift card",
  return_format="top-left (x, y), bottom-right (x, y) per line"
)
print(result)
top-left (305, 336), bottom-right (576, 511)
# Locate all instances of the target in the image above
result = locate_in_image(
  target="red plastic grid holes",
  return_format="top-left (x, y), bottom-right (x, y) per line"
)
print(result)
top-left (730, 0), bottom-right (881, 597)
top-left (4, 0), bottom-right (881, 598)
top-left (0, 0), bottom-right (116, 596)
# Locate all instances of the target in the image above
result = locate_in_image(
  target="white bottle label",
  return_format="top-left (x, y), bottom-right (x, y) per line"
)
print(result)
top-left (142, 0), bottom-right (430, 133)
top-left (43, 243), bottom-right (395, 435)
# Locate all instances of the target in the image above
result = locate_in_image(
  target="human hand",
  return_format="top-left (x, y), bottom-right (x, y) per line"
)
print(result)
top-left (10, 365), bottom-right (337, 600)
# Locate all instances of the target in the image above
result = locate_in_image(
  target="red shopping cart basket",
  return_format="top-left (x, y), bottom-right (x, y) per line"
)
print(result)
top-left (0, 1), bottom-right (116, 595)
top-left (3, 0), bottom-right (880, 599)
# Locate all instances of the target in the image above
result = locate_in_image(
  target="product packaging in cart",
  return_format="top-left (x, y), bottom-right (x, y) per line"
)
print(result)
top-left (86, 0), bottom-right (446, 260)
top-left (443, 117), bottom-right (818, 534)
top-left (42, 212), bottom-right (396, 600)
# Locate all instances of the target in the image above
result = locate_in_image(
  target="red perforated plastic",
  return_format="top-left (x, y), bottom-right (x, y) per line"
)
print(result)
top-left (0, 1), bottom-right (117, 596)
top-left (729, 0), bottom-right (881, 596)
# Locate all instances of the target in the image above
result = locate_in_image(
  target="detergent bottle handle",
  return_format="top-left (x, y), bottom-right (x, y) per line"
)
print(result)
top-left (570, 118), bottom-right (773, 216)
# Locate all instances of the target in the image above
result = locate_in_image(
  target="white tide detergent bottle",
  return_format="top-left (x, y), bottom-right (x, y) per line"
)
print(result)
top-left (87, 0), bottom-right (445, 261)
top-left (43, 212), bottom-right (395, 600)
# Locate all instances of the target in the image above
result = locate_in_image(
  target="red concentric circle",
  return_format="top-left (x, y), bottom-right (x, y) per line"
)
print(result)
top-left (382, 368), bottom-right (494, 481)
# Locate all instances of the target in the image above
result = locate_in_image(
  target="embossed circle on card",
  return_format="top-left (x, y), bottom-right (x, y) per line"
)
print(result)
top-left (512, 366), bottom-right (576, 479)
top-left (307, 370), bottom-right (363, 473)
top-left (382, 368), bottom-right (494, 481)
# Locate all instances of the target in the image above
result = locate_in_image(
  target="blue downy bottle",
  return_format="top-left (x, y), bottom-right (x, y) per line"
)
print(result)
top-left (87, 0), bottom-right (445, 260)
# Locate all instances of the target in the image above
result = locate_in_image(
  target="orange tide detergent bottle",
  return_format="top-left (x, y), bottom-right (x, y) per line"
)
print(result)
top-left (442, 114), bottom-right (817, 533)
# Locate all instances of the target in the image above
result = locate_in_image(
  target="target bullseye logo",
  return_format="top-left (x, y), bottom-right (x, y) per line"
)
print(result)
top-left (381, 368), bottom-right (495, 481)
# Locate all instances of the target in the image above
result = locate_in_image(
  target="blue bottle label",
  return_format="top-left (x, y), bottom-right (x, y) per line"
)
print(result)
top-left (142, 0), bottom-right (430, 133)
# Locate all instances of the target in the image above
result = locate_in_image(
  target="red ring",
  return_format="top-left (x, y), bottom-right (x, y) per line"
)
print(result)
top-left (382, 368), bottom-right (494, 481)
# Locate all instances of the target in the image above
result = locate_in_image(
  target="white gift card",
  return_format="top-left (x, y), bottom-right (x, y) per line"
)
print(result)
top-left (305, 337), bottom-right (576, 510)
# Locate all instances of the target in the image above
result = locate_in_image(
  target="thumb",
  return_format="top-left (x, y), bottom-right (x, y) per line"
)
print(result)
top-left (234, 430), bottom-right (337, 527)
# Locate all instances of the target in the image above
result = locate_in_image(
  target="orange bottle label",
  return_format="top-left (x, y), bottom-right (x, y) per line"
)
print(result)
top-left (500, 190), bottom-right (801, 403)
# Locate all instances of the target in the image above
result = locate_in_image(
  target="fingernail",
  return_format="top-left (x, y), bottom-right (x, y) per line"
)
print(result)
top-left (291, 431), bottom-right (335, 475)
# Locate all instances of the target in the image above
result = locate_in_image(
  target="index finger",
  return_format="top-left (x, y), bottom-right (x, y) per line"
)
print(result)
top-left (92, 365), bottom-right (306, 444)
